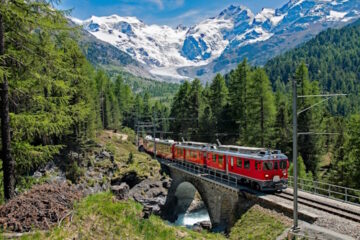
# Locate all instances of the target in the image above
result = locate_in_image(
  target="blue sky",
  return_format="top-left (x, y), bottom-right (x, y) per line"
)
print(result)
top-left (58, 0), bottom-right (289, 27)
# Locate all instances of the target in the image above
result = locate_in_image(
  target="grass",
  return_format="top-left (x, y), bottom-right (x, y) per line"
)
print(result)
top-left (20, 192), bottom-right (224, 240)
top-left (97, 130), bottom-right (163, 180)
top-left (229, 205), bottom-right (289, 240)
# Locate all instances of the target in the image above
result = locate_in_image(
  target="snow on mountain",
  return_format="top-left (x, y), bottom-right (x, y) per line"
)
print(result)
top-left (73, 0), bottom-right (360, 81)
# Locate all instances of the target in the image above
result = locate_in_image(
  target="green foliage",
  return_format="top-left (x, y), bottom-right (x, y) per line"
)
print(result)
top-left (247, 68), bottom-right (276, 147)
top-left (265, 19), bottom-right (360, 115)
top-left (228, 59), bottom-right (251, 143)
top-left (288, 156), bottom-right (311, 180)
top-left (169, 59), bottom-right (276, 146)
top-left (229, 206), bottom-right (288, 240)
top-left (65, 162), bottom-right (84, 183)
top-left (330, 114), bottom-right (360, 189)
top-left (295, 63), bottom-right (325, 174)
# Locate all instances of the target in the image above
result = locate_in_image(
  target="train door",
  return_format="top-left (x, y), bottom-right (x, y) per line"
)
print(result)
top-left (225, 155), bottom-right (229, 175)
top-left (201, 151), bottom-right (207, 166)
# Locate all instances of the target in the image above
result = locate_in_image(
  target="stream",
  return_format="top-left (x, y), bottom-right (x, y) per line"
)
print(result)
top-left (174, 208), bottom-right (210, 227)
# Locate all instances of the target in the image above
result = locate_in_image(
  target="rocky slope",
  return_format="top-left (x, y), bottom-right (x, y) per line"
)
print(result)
top-left (72, 0), bottom-right (360, 82)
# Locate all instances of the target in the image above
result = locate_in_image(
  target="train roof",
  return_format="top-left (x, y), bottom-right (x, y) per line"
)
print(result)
top-left (145, 136), bottom-right (175, 145)
top-left (145, 136), bottom-right (287, 160)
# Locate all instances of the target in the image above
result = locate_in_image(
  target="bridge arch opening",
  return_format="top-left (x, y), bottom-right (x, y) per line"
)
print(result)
top-left (173, 181), bottom-right (210, 227)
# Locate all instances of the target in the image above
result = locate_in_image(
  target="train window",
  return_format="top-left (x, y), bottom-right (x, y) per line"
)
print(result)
top-left (230, 157), bottom-right (234, 167)
top-left (244, 160), bottom-right (250, 169)
top-left (218, 155), bottom-right (223, 165)
top-left (274, 161), bottom-right (279, 170)
top-left (255, 161), bottom-right (261, 170)
top-left (280, 160), bottom-right (287, 169)
top-left (236, 158), bottom-right (242, 168)
top-left (263, 161), bottom-right (273, 170)
top-left (212, 154), bottom-right (216, 163)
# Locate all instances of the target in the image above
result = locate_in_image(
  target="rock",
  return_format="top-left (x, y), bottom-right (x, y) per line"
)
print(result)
top-left (192, 221), bottom-right (212, 232)
top-left (192, 223), bottom-right (203, 232)
top-left (101, 151), bottom-right (111, 158)
top-left (111, 183), bottom-right (130, 200)
top-left (199, 221), bottom-right (212, 231)
top-left (33, 171), bottom-right (42, 179)
top-left (128, 179), bottom-right (168, 216)
top-left (68, 151), bottom-right (80, 160)
top-left (176, 230), bottom-right (188, 238)
top-left (162, 178), bottom-right (172, 189)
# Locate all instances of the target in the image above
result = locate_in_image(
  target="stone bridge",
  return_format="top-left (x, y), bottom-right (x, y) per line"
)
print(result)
top-left (160, 159), bottom-right (317, 231)
top-left (161, 161), bottom-right (256, 231)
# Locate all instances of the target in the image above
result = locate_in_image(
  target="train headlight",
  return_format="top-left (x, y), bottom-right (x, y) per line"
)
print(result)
top-left (283, 173), bottom-right (287, 176)
top-left (265, 174), bottom-right (269, 178)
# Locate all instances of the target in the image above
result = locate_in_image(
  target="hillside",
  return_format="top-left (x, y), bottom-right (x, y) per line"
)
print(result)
top-left (265, 19), bottom-right (360, 115)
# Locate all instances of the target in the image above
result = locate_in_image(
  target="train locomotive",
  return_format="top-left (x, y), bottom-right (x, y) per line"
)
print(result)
top-left (142, 136), bottom-right (289, 191)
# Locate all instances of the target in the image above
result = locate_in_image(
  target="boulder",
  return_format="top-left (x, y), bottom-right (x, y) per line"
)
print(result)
top-left (101, 151), bottom-right (111, 158)
top-left (128, 179), bottom-right (168, 216)
top-left (193, 221), bottom-right (212, 232)
top-left (111, 183), bottom-right (130, 200)
top-left (199, 221), bottom-right (212, 231)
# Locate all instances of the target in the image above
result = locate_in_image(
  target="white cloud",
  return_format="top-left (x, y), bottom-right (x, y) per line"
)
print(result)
top-left (174, 0), bottom-right (184, 7)
top-left (147, 0), bottom-right (164, 10)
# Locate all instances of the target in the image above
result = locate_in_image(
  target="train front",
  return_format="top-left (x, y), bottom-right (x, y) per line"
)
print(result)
top-left (260, 150), bottom-right (289, 191)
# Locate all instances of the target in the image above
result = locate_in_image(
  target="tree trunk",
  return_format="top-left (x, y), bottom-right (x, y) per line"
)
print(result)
top-left (0, 4), bottom-right (15, 200)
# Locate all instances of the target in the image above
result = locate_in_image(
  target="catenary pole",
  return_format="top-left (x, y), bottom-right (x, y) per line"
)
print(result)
top-left (292, 77), bottom-right (299, 231)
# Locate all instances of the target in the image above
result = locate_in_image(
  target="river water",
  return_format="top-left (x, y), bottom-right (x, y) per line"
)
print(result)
top-left (174, 208), bottom-right (210, 227)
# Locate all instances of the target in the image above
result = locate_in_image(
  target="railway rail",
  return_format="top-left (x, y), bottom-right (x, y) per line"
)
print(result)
top-left (274, 191), bottom-right (360, 223)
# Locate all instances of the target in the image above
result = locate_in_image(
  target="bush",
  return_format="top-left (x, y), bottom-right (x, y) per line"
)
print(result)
top-left (65, 162), bottom-right (84, 183)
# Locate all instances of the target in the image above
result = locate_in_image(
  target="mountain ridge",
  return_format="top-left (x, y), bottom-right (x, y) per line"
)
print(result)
top-left (72, 0), bottom-right (360, 82)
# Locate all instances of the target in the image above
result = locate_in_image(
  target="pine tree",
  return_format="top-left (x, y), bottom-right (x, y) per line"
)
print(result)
top-left (228, 59), bottom-right (250, 144)
top-left (247, 68), bottom-right (276, 147)
top-left (296, 63), bottom-right (324, 174)
top-left (209, 74), bottom-right (228, 133)
top-left (330, 115), bottom-right (360, 189)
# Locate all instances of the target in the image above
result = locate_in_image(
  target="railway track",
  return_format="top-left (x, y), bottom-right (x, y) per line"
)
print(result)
top-left (274, 191), bottom-right (360, 223)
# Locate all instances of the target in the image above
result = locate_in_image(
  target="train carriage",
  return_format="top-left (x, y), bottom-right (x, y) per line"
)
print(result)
top-left (218, 145), bottom-right (289, 191)
top-left (143, 136), bottom-right (174, 160)
top-left (141, 136), bottom-right (289, 191)
top-left (173, 141), bottom-right (208, 166)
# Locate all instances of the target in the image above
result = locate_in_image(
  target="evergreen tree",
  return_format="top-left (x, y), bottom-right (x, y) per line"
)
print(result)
top-left (295, 63), bottom-right (324, 174)
top-left (330, 115), bottom-right (360, 189)
top-left (247, 68), bottom-right (276, 147)
top-left (228, 59), bottom-right (250, 144)
top-left (209, 74), bottom-right (228, 133)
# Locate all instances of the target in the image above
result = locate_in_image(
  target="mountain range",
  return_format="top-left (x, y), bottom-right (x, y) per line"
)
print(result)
top-left (72, 0), bottom-right (360, 82)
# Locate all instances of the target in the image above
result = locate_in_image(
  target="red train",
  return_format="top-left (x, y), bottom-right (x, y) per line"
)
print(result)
top-left (142, 136), bottom-right (289, 191)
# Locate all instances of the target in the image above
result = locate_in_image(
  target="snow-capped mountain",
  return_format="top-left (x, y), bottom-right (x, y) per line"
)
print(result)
top-left (73, 0), bottom-right (360, 81)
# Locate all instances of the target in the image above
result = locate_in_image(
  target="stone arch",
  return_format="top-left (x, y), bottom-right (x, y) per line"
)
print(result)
top-left (163, 176), bottom-right (216, 225)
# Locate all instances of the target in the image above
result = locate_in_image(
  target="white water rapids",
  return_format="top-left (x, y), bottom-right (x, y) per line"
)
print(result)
top-left (174, 208), bottom-right (210, 226)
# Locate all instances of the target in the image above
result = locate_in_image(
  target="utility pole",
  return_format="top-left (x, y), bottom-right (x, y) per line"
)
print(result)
top-left (292, 78), bottom-right (299, 232)
top-left (292, 76), bottom-right (347, 232)
top-left (153, 111), bottom-right (157, 159)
